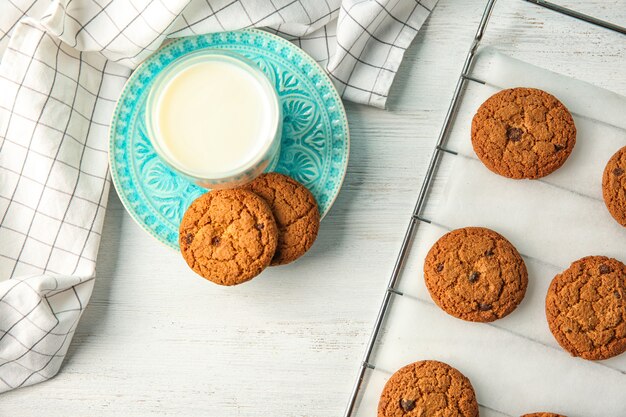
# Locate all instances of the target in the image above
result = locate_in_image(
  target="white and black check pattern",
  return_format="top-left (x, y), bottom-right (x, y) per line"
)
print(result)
top-left (0, 0), bottom-right (436, 393)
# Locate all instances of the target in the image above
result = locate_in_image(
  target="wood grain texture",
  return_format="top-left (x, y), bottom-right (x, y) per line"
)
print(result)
top-left (1, 0), bottom-right (625, 415)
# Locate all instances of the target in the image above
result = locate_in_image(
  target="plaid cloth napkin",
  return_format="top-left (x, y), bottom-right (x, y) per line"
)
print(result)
top-left (0, 0), bottom-right (436, 393)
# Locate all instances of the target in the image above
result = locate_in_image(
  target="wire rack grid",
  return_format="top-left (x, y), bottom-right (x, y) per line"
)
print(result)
top-left (343, 1), bottom-right (626, 416)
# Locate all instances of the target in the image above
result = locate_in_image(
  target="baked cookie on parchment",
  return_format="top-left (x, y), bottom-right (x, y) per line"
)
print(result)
top-left (546, 255), bottom-right (626, 360)
top-left (521, 413), bottom-right (567, 417)
top-left (471, 87), bottom-right (576, 179)
top-left (424, 227), bottom-right (528, 322)
top-left (602, 146), bottom-right (626, 227)
top-left (378, 360), bottom-right (478, 417)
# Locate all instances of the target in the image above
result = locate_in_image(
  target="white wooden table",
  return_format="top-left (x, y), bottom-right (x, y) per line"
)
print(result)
top-left (2, 1), bottom-right (625, 415)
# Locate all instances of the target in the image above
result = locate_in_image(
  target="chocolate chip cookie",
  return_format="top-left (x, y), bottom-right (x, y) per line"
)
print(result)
top-left (546, 255), bottom-right (626, 360)
top-left (602, 146), bottom-right (626, 227)
top-left (471, 87), bottom-right (576, 179)
top-left (179, 189), bottom-right (278, 285)
top-left (424, 227), bottom-right (528, 322)
top-left (378, 360), bottom-right (478, 417)
top-left (243, 173), bottom-right (319, 265)
top-left (521, 413), bottom-right (567, 417)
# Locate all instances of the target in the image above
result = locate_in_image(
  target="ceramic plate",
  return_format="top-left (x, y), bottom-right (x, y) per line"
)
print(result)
top-left (109, 29), bottom-right (349, 250)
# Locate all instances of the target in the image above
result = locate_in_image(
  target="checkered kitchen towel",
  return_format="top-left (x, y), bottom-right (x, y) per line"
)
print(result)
top-left (0, 0), bottom-right (437, 392)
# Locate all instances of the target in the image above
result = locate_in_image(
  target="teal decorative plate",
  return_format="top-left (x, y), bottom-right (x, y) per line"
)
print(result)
top-left (109, 29), bottom-right (350, 250)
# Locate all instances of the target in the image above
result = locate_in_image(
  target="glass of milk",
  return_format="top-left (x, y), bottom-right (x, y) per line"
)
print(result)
top-left (145, 50), bottom-right (282, 189)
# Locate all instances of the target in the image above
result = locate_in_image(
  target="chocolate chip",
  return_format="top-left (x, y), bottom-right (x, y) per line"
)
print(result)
top-left (211, 237), bottom-right (221, 246)
top-left (477, 303), bottom-right (492, 311)
top-left (184, 233), bottom-right (193, 245)
top-left (485, 249), bottom-right (494, 257)
top-left (614, 167), bottom-right (624, 176)
top-left (506, 126), bottom-right (523, 142)
top-left (436, 263), bottom-right (444, 272)
top-left (615, 291), bottom-right (622, 300)
top-left (599, 264), bottom-right (611, 274)
top-left (399, 399), bottom-right (416, 412)
top-left (554, 144), bottom-right (564, 151)
top-left (468, 271), bottom-right (480, 283)
top-left (255, 223), bottom-right (265, 230)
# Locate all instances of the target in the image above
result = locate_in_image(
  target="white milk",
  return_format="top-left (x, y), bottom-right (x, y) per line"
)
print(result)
top-left (153, 59), bottom-right (278, 178)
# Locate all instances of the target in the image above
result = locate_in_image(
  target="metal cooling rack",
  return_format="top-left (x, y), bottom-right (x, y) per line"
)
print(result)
top-left (343, 1), bottom-right (626, 415)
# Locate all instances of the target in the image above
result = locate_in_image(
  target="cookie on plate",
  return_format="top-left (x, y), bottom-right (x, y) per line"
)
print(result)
top-left (424, 227), bottom-right (528, 322)
top-left (602, 146), bottom-right (626, 227)
top-left (471, 87), bottom-right (576, 179)
top-left (546, 256), bottom-right (626, 360)
top-left (378, 360), bottom-right (478, 417)
top-left (179, 189), bottom-right (278, 285)
top-left (243, 173), bottom-right (320, 265)
top-left (521, 413), bottom-right (567, 417)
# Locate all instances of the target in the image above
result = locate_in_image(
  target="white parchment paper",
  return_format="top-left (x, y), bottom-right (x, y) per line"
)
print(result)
top-left (352, 48), bottom-right (626, 417)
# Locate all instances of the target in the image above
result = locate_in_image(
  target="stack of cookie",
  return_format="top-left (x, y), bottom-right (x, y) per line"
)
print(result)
top-left (377, 88), bottom-right (626, 416)
top-left (178, 173), bottom-right (320, 286)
